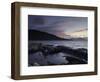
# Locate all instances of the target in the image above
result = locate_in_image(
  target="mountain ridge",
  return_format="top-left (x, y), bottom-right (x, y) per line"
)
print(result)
top-left (28, 29), bottom-right (68, 40)
top-left (28, 29), bottom-right (87, 41)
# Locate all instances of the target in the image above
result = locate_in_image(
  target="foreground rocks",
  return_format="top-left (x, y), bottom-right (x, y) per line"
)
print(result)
top-left (28, 43), bottom-right (88, 66)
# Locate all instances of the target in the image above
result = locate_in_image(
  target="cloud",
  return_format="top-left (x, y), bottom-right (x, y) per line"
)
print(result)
top-left (28, 15), bottom-right (88, 38)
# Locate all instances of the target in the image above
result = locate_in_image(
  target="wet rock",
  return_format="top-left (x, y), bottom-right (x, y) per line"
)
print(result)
top-left (28, 43), bottom-right (88, 66)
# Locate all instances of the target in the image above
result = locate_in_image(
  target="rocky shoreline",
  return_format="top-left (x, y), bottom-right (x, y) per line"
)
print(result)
top-left (28, 43), bottom-right (88, 66)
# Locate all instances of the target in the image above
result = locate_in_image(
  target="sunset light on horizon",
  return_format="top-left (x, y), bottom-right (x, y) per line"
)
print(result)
top-left (64, 29), bottom-right (87, 38)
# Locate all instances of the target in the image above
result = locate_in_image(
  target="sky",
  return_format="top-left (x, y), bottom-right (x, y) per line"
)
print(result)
top-left (28, 15), bottom-right (88, 38)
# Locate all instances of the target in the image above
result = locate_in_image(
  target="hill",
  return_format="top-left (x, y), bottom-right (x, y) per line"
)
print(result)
top-left (28, 30), bottom-right (68, 40)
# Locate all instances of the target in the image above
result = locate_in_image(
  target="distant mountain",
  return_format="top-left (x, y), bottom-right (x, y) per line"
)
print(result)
top-left (28, 30), bottom-right (69, 40)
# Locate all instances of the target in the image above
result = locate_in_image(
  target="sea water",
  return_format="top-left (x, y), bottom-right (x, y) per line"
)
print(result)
top-left (29, 40), bottom-right (87, 49)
